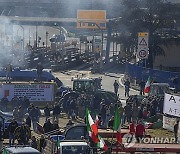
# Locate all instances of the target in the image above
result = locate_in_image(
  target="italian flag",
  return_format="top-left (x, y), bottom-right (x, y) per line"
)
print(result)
top-left (97, 135), bottom-right (108, 151)
top-left (144, 76), bottom-right (151, 93)
top-left (86, 108), bottom-right (99, 143)
top-left (113, 106), bottom-right (122, 143)
top-left (3, 149), bottom-right (8, 154)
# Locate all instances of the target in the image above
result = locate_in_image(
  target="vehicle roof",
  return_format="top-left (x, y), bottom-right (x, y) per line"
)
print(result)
top-left (5, 147), bottom-right (41, 153)
top-left (151, 83), bottom-right (169, 86)
top-left (60, 142), bottom-right (88, 146)
top-left (0, 69), bottom-right (55, 80)
top-left (73, 78), bottom-right (93, 81)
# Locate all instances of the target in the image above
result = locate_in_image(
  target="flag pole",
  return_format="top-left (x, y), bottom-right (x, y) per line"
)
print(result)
top-left (110, 129), bottom-right (114, 152)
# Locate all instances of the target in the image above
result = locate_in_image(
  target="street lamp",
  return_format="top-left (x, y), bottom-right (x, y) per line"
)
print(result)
top-left (92, 23), bottom-right (104, 72)
top-left (53, 23), bottom-right (65, 67)
top-left (18, 25), bottom-right (24, 51)
top-left (46, 31), bottom-right (49, 50)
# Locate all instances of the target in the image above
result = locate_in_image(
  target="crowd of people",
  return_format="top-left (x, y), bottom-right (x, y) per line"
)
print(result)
top-left (0, 77), bottom-right (179, 151)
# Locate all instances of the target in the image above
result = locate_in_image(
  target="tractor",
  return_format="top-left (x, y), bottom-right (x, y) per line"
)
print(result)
top-left (62, 77), bottom-right (118, 107)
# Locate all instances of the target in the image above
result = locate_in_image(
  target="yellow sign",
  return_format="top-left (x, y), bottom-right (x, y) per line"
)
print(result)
top-left (77, 10), bottom-right (106, 29)
top-left (138, 32), bottom-right (148, 37)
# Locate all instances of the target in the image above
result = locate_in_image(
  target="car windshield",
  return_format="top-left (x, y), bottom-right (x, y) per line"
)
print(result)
top-left (62, 145), bottom-right (87, 154)
top-left (73, 81), bottom-right (95, 92)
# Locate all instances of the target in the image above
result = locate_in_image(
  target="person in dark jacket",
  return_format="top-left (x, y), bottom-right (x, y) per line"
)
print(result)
top-left (174, 120), bottom-right (179, 143)
top-left (30, 136), bottom-right (38, 149)
top-left (52, 120), bottom-right (59, 131)
top-left (43, 118), bottom-right (53, 133)
top-left (139, 80), bottom-right (145, 95)
top-left (18, 122), bottom-right (30, 145)
top-left (52, 103), bottom-right (61, 123)
top-left (113, 80), bottom-right (119, 96)
top-left (8, 118), bottom-right (18, 145)
top-left (36, 63), bottom-right (43, 82)
top-left (29, 104), bottom-right (39, 132)
top-left (25, 113), bottom-right (31, 128)
top-left (39, 135), bottom-right (46, 152)
top-left (44, 104), bottom-right (51, 121)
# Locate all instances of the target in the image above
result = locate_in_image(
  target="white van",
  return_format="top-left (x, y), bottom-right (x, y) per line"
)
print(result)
top-left (58, 141), bottom-right (93, 154)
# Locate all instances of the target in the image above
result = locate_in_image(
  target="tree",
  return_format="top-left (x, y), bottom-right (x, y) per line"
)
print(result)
top-left (112, 0), bottom-right (180, 68)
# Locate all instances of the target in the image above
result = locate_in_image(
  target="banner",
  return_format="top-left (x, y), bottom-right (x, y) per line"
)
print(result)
top-left (163, 115), bottom-right (177, 132)
top-left (163, 93), bottom-right (180, 117)
top-left (0, 83), bottom-right (54, 102)
top-left (163, 115), bottom-right (180, 142)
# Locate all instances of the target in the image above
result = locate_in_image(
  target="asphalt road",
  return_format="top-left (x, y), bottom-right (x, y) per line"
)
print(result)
top-left (53, 70), bottom-right (139, 106)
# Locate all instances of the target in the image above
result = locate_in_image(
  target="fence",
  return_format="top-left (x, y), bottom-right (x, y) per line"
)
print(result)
top-left (125, 63), bottom-right (180, 90)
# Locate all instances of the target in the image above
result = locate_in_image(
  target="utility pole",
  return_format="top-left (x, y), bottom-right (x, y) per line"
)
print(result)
top-left (46, 31), bottom-right (49, 50)
top-left (35, 25), bottom-right (38, 49)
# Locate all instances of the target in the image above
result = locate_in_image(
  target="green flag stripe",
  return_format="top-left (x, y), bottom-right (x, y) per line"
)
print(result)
top-left (86, 108), bottom-right (91, 132)
top-left (113, 107), bottom-right (121, 131)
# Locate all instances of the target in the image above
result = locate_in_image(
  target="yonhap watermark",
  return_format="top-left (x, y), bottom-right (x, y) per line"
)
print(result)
top-left (123, 133), bottom-right (176, 148)
top-left (140, 137), bottom-right (176, 144)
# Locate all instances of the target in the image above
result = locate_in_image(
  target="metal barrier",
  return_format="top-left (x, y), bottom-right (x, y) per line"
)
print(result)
top-left (125, 62), bottom-right (180, 90)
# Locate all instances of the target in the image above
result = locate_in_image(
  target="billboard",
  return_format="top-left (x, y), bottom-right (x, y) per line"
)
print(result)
top-left (77, 10), bottom-right (106, 29)
top-left (0, 83), bottom-right (54, 102)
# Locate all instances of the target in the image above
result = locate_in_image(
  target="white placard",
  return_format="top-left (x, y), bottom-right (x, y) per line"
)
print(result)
top-left (0, 83), bottom-right (54, 102)
top-left (163, 115), bottom-right (177, 132)
top-left (163, 93), bottom-right (180, 117)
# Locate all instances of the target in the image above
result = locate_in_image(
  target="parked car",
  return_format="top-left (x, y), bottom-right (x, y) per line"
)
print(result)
top-left (2, 146), bottom-right (41, 154)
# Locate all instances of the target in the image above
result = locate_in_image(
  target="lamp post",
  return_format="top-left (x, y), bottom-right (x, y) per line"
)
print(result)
top-left (93, 23), bottom-right (104, 72)
top-left (54, 23), bottom-right (65, 68)
top-left (19, 25), bottom-right (24, 51)
top-left (46, 31), bottom-right (49, 50)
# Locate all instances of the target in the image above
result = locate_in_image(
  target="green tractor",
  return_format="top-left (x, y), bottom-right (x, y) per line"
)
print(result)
top-left (62, 77), bottom-right (118, 105)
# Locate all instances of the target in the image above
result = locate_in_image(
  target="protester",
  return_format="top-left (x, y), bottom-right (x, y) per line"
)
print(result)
top-left (13, 107), bottom-right (19, 121)
top-left (36, 63), bottom-right (44, 82)
top-left (113, 80), bottom-right (119, 96)
top-left (22, 96), bottom-right (30, 113)
top-left (44, 104), bottom-right (51, 121)
top-left (124, 103), bottom-right (132, 124)
top-left (17, 106), bottom-right (24, 122)
top-left (108, 116), bottom-right (114, 129)
top-left (139, 80), bottom-right (145, 95)
top-left (174, 120), bottom-right (179, 143)
top-left (129, 120), bottom-right (136, 135)
top-left (52, 120), bottom-right (59, 131)
top-left (39, 135), bottom-right (46, 152)
top-left (135, 120), bottom-right (145, 143)
top-left (8, 118), bottom-right (18, 145)
top-left (119, 104), bottom-right (124, 125)
top-left (52, 103), bottom-right (61, 123)
top-left (43, 118), bottom-right (53, 133)
top-left (6, 63), bottom-right (12, 83)
top-left (124, 79), bottom-right (130, 97)
top-left (132, 105), bottom-right (139, 122)
top-left (36, 106), bottom-right (41, 122)
top-left (29, 104), bottom-right (39, 132)
top-left (66, 120), bottom-right (74, 128)
top-left (25, 113), bottom-right (31, 128)
top-left (30, 136), bottom-right (38, 149)
top-left (17, 122), bottom-right (29, 145)
top-left (105, 105), bottom-right (111, 128)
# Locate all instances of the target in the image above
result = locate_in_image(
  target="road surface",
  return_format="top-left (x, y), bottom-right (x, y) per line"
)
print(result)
top-left (53, 70), bottom-right (139, 106)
